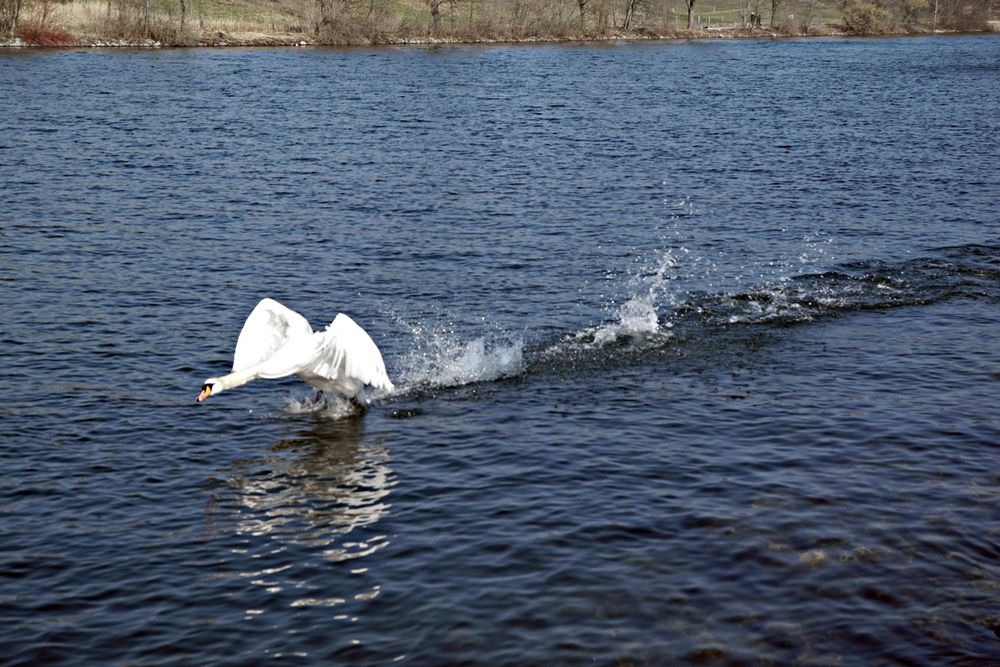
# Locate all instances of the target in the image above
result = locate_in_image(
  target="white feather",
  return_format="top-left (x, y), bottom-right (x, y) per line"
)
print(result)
top-left (232, 298), bottom-right (313, 373)
top-left (310, 313), bottom-right (394, 391)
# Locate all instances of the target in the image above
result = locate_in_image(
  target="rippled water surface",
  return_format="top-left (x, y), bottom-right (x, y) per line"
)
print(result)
top-left (2, 36), bottom-right (1000, 665)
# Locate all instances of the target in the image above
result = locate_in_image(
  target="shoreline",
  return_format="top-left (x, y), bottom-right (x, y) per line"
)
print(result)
top-left (2, 25), bottom-right (997, 50)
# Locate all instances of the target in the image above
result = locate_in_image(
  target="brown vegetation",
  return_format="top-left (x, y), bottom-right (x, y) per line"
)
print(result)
top-left (17, 24), bottom-right (71, 43)
top-left (0, 0), bottom-right (995, 46)
top-left (840, 0), bottom-right (990, 32)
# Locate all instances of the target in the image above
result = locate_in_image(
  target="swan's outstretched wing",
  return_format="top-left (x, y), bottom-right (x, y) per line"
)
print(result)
top-left (232, 298), bottom-right (313, 373)
top-left (305, 313), bottom-right (394, 392)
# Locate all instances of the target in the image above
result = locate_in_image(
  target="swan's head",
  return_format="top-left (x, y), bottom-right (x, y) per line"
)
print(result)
top-left (197, 378), bottom-right (223, 402)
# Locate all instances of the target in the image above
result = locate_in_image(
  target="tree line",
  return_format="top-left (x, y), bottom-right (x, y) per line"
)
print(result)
top-left (1, 0), bottom-right (995, 45)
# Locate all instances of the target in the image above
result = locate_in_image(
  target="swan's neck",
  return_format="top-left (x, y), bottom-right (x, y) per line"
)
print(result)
top-left (217, 368), bottom-right (258, 393)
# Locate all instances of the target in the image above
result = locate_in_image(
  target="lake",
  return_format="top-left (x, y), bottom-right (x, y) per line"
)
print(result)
top-left (1, 35), bottom-right (999, 665)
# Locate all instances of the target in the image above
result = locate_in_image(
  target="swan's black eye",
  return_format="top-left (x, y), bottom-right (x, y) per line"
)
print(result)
top-left (202, 383), bottom-right (213, 391)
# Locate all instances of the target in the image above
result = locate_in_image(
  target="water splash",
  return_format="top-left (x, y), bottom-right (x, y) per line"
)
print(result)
top-left (284, 393), bottom-right (363, 420)
top-left (394, 324), bottom-right (524, 392)
top-left (574, 249), bottom-right (680, 348)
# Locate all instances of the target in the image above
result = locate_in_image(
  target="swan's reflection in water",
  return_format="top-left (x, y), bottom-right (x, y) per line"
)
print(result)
top-left (220, 416), bottom-right (395, 608)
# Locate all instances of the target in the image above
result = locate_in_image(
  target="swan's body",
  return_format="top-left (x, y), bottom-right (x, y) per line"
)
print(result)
top-left (198, 298), bottom-right (393, 404)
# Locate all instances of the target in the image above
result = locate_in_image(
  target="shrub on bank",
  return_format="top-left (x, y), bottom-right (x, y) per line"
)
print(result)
top-left (841, 0), bottom-right (890, 33)
top-left (17, 24), bottom-right (71, 44)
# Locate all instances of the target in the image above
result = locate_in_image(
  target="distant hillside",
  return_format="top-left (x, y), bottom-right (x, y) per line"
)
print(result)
top-left (1, 0), bottom-right (996, 46)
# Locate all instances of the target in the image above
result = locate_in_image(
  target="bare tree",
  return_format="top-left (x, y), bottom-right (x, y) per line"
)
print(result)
top-left (937, 0), bottom-right (989, 28)
top-left (799, 0), bottom-right (818, 32)
top-left (577, 0), bottom-right (589, 27)
top-left (427, 0), bottom-right (445, 32)
top-left (622, 0), bottom-right (641, 28)
top-left (686, 0), bottom-right (696, 27)
top-left (316, 0), bottom-right (330, 33)
top-left (0, 0), bottom-right (20, 37)
top-left (350, 0), bottom-right (390, 40)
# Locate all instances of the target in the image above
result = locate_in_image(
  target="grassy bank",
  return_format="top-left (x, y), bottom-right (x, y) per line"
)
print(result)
top-left (1, 0), bottom-right (996, 47)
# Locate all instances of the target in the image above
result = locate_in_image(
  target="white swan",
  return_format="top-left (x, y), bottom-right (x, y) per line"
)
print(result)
top-left (197, 298), bottom-right (394, 405)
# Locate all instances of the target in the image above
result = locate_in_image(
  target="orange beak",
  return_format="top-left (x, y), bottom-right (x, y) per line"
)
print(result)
top-left (197, 386), bottom-right (213, 402)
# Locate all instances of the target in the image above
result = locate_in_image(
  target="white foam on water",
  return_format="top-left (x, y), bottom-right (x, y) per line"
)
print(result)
top-left (283, 393), bottom-right (361, 419)
top-left (394, 323), bottom-right (524, 392)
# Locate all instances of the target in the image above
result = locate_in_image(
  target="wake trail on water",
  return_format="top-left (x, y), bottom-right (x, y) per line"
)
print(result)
top-left (285, 243), bottom-right (1000, 414)
top-left (372, 249), bottom-right (691, 403)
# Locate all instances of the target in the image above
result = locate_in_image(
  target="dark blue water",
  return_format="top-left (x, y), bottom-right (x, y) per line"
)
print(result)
top-left (2, 36), bottom-right (999, 665)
